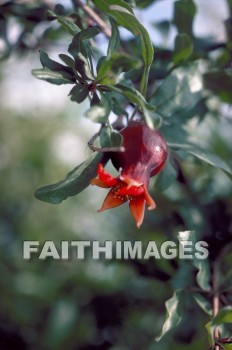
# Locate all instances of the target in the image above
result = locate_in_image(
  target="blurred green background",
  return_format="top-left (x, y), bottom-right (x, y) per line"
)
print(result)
top-left (0, 0), bottom-right (232, 349)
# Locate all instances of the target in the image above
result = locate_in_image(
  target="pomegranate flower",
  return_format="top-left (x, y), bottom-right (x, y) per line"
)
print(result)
top-left (91, 121), bottom-right (168, 228)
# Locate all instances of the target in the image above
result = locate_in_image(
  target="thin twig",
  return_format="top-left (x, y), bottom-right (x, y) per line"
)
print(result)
top-left (72, 0), bottom-right (111, 38)
top-left (220, 294), bottom-right (232, 307)
top-left (213, 260), bottom-right (220, 350)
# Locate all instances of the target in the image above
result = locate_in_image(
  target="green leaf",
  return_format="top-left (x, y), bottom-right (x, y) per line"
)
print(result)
top-left (227, 0), bottom-right (232, 11)
top-left (212, 306), bottom-right (232, 326)
top-left (193, 293), bottom-right (213, 316)
top-left (219, 344), bottom-right (232, 350)
top-left (160, 124), bottom-right (189, 145)
top-left (100, 125), bottom-right (123, 147)
top-left (194, 259), bottom-right (211, 292)
top-left (135, 0), bottom-right (157, 8)
top-left (57, 17), bottom-right (80, 36)
top-left (110, 5), bottom-right (153, 67)
top-left (204, 70), bottom-right (232, 103)
top-left (220, 344), bottom-right (232, 350)
top-left (96, 56), bottom-right (107, 73)
top-left (46, 9), bottom-right (80, 35)
top-left (110, 96), bottom-right (128, 117)
top-left (156, 289), bottom-right (184, 341)
top-left (94, 0), bottom-right (154, 67)
top-left (75, 53), bottom-right (95, 80)
top-left (94, 0), bottom-right (133, 15)
top-left (177, 231), bottom-right (211, 291)
top-left (106, 83), bottom-right (156, 128)
top-left (45, 9), bottom-right (57, 21)
top-left (205, 307), bottom-right (232, 350)
top-left (39, 51), bottom-right (74, 78)
top-left (68, 27), bottom-right (100, 81)
top-left (96, 53), bottom-right (139, 85)
top-left (68, 27), bottom-right (100, 62)
top-left (108, 83), bottom-right (147, 107)
top-left (173, 33), bottom-right (193, 64)
top-left (150, 63), bottom-right (203, 121)
top-left (85, 95), bottom-right (111, 123)
top-left (69, 83), bottom-right (89, 103)
top-left (205, 321), bottom-right (214, 347)
top-left (107, 17), bottom-right (120, 56)
top-left (173, 0), bottom-right (197, 36)
top-left (32, 69), bottom-right (74, 85)
top-left (168, 142), bottom-right (232, 178)
top-left (34, 152), bottom-right (104, 204)
top-left (59, 54), bottom-right (75, 70)
top-left (154, 151), bottom-right (177, 192)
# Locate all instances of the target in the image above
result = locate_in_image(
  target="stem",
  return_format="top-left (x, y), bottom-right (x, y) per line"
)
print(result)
top-left (72, 0), bottom-right (111, 38)
top-left (88, 129), bottom-right (125, 153)
top-left (213, 260), bottom-right (220, 350)
top-left (130, 106), bottom-right (139, 120)
top-left (140, 66), bottom-right (150, 97)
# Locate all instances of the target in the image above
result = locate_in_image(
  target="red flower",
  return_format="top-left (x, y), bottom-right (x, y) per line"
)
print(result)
top-left (91, 121), bottom-right (168, 228)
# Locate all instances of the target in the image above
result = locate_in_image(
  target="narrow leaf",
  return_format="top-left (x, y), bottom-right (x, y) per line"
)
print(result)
top-left (32, 69), bottom-right (74, 85)
top-left (168, 142), bottom-right (232, 178)
top-left (193, 293), bottom-right (213, 316)
top-left (109, 4), bottom-right (153, 67)
top-left (177, 231), bottom-right (211, 291)
top-left (96, 53), bottom-right (139, 85)
top-left (194, 259), bottom-right (211, 291)
top-left (107, 17), bottom-right (120, 56)
top-left (39, 51), bottom-right (74, 77)
top-left (156, 289), bottom-right (184, 341)
top-left (46, 9), bottom-right (57, 21)
top-left (59, 54), bottom-right (75, 70)
top-left (212, 306), bottom-right (232, 326)
top-left (85, 95), bottom-right (111, 123)
top-left (107, 83), bottom-right (149, 110)
top-left (34, 152), bottom-right (105, 204)
top-left (173, 0), bottom-right (197, 36)
top-left (75, 53), bottom-right (95, 80)
top-left (218, 344), bottom-right (232, 350)
top-left (68, 27), bottom-right (100, 61)
top-left (57, 17), bottom-right (80, 36)
top-left (94, 0), bottom-right (133, 14)
top-left (173, 33), bottom-right (193, 64)
top-left (69, 83), bottom-right (89, 103)
top-left (205, 321), bottom-right (214, 347)
top-left (94, 0), bottom-right (153, 97)
top-left (107, 83), bottom-right (156, 128)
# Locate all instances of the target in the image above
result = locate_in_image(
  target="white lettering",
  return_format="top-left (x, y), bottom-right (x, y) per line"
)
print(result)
top-left (144, 242), bottom-right (160, 259)
top-left (39, 241), bottom-right (60, 259)
top-left (23, 241), bottom-right (39, 259)
top-left (92, 241), bottom-right (112, 259)
top-left (195, 241), bottom-right (209, 259)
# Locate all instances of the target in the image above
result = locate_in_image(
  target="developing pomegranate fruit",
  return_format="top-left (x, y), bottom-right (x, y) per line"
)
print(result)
top-left (91, 121), bottom-right (168, 228)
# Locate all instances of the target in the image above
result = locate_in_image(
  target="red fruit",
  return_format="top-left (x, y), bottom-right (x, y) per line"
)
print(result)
top-left (91, 121), bottom-right (168, 228)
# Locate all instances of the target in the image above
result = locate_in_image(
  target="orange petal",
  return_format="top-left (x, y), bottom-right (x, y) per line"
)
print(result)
top-left (144, 187), bottom-right (156, 210)
top-left (129, 197), bottom-right (145, 228)
top-left (98, 190), bottom-right (126, 212)
top-left (90, 178), bottom-right (111, 188)
top-left (98, 163), bottom-right (118, 186)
